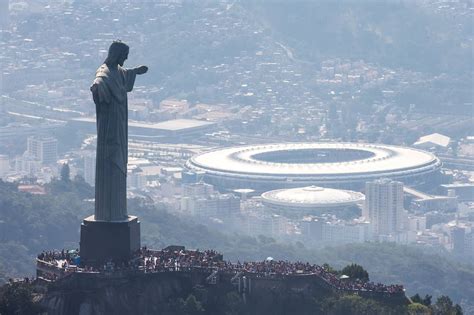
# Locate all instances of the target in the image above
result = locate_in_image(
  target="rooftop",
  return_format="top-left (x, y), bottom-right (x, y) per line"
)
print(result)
top-left (262, 186), bottom-right (365, 208)
top-left (72, 117), bottom-right (216, 132)
top-left (414, 133), bottom-right (451, 148)
top-left (187, 142), bottom-right (441, 177)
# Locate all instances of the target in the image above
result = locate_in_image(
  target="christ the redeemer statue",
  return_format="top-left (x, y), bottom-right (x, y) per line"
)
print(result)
top-left (91, 41), bottom-right (148, 221)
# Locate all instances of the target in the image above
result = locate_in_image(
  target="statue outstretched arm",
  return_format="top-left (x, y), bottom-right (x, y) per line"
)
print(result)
top-left (135, 65), bottom-right (148, 75)
top-left (122, 66), bottom-right (148, 92)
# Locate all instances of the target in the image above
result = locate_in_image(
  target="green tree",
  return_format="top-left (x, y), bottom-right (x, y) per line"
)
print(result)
top-left (322, 263), bottom-right (338, 275)
top-left (173, 294), bottom-right (204, 315)
top-left (340, 263), bottom-right (369, 282)
top-left (0, 282), bottom-right (43, 315)
top-left (432, 296), bottom-right (462, 315)
top-left (423, 295), bottom-right (432, 306)
top-left (224, 291), bottom-right (244, 315)
top-left (408, 303), bottom-right (431, 315)
top-left (72, 175), bottom-right (94, 199)
top-left (411, 294), bottom-right (432, 306)
top-left (60, 163), bottom-right (70, 182)
top-left (451, 141), bottom-right (459, 157)
top-left (323, 294), bottom-right (396, 315)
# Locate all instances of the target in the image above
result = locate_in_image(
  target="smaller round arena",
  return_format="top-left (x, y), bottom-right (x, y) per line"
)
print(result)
top-left (261, 186), bottom-right (365, 218)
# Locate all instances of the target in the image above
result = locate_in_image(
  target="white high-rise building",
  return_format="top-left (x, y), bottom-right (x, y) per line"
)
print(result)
top-left (182, 182), bottom-right (214, 197)
top-left (0, 0), bottom-right (9, 30)
top-left (128, 170), bottom-right (147, 190)
top-left (0, 154), bottom-right (10, 178)
top-left (365, 179), bottom-right (404, 237)
top-left (27, 136), bottom-right (58, 165)
top-left (15, 153), bottom-right (41, 175)
top-left (83, 152), bottom-right (96, 187)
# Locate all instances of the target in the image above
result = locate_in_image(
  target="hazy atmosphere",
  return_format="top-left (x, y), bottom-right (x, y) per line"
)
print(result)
top-left (0, 1), bottom-right (473, 314)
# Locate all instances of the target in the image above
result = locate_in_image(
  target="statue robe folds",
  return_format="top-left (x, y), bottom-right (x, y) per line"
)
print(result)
top-left (91, 64), bottom-right (137, 221)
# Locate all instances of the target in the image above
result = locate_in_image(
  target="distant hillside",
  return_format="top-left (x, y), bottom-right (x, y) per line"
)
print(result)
top-left (243, 1), bottom-right (472, 76)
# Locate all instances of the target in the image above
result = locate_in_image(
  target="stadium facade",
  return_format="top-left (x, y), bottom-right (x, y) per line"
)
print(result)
top-left (261, 185), bottom-right (365, 218)
top-left (185, 143), bottom-right (442, 192)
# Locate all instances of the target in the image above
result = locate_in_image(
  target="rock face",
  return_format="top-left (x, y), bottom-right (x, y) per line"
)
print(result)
top-left (39, 271), bottom-right (408, 314)
top-left (40, 272), bottom-right (205, 315)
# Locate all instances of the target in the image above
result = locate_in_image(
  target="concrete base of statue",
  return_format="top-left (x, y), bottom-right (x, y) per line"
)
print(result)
top-left (79, 215), bottom-right (140, 266)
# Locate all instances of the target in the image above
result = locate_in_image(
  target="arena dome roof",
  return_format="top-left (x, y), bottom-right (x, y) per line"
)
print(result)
top-left (261, 186), bottom-right (365, 208)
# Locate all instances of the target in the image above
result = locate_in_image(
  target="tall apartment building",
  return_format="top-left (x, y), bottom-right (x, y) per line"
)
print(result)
top-left (450, 224), bottom-right (474, 264)
top-left (83, 152), bottom-right (96, 187)
top-left (0, 155), bottom-right (10, 178)
top-left (182, 182), bottom-right (214, 197)
top-left (301, 216), bottom-right (372, 246)
top-left (128, 169), bottom-right (147, 190)
top-left (15, 153), bottom-right (41, 175)
top-left (0, 0), bottom-right (9, 30)
top-left (27, 136), bottom-right (58, 164)
top-left (365, 179), bottom-right (404, 236)
top-left (181, 193), bottom-right (240, 218)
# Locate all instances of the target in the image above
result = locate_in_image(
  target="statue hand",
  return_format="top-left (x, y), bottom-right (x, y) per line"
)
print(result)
top-left (136, 65), bottom-right (148, 75)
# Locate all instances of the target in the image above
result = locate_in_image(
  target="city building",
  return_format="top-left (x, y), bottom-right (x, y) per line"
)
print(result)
top-left (441, 184), bottom-right (474, 202)
top-left (83, 152), bottom-right (96, 187)
top-left (365, 179), bottom-right (405, 237)
top-left (300, 216), bottom-right (372, 246)
top-left (180, 193), bottom-right (240, 218)
top-left (27, 136), bottom-right (58, 165)
top-left (159, 98), bottom-right (189, 112)
top-left (71, 118), bottom-right (216, 142)
top-left (0, 0), bottom-right (9, 30)
top-left (18, 184), bottom-right (46, 195)
top-left (183, 182), bottom-right (214, 197)
top-left (181, 181), bottom-right (240, 218)
top-left (128, 169), bottom-right (147, 190)
top-left (413, 133), bottom-right (451, 151)
top-left (0, 155), bottom-right (10, 178)
top-left (404, 186), bottom-right (458, 213)
top-left (14, 153), bottom-right (41, 175)
top-left (128, 104), bottom-right (150, 121)
top-left (445, 221), bottom-right (474, 264)
top-left (451, 226), bottom-right (466, 256)
top-left (411, 196), bottom-right (458, 213)
top-left (407, 215), bottom-right (427, 232)
top-left (242, 212), bottom-right (289, 238)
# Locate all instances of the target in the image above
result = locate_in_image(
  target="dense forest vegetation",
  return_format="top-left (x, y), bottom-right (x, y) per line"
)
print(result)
top-left (0, 180), bottom-right (472, 312)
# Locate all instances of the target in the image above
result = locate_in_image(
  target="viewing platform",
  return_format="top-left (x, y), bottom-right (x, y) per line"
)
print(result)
top-left (36, 246), bottom-right (406, 300)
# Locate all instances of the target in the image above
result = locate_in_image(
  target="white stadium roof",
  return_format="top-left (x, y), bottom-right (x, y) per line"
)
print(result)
top-left (188, 143), bottom-right (439, 176)
top-left (261, 186), bottom-right (365, 208)
top-left (185, 142), bottom-right (442, 189)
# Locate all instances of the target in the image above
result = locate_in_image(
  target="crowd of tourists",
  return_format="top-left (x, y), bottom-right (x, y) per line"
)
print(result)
top-left (140, 247), bottom-right (223, 272)
top-left (37, 247), bottom-right (403, 295)
top-left (37, 249), bottom-right (78, 265)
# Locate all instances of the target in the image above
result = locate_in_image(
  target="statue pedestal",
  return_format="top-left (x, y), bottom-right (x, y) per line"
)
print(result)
top-left (79, 215), bottom-right (140, 266)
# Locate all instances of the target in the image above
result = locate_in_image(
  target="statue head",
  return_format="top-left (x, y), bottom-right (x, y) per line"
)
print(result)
top-left (104, 41), bottom-right (129, 67)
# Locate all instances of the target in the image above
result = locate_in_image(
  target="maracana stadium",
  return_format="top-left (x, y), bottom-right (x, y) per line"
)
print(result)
top-left (185, 143), bottom-right (442, 191)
